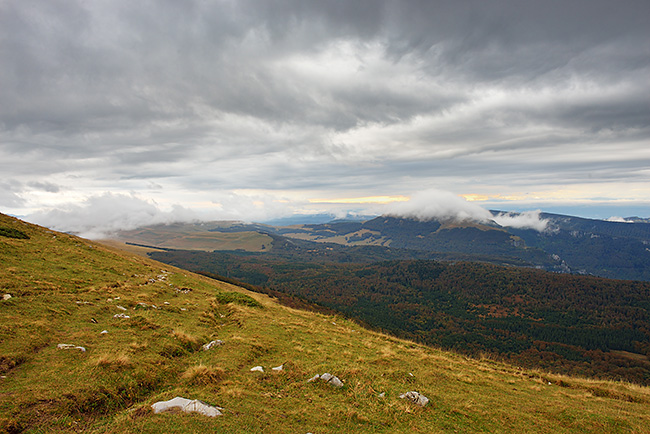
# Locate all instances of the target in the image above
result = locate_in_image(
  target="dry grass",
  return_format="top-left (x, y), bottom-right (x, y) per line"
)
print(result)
top-left (172, 329), bottom-right (201, 351)
top-left (181, 364), bottom-right (226, 386)
top-left (94, 353), bottom-right (133, 369)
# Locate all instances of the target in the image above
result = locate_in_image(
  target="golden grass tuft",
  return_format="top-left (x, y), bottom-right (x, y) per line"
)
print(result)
top-left (181, 364), bottom-right (226, 386)
top-left (172, 329), bottom-right (200, 351)
top-left (94, 353), bottom-right (132, 369)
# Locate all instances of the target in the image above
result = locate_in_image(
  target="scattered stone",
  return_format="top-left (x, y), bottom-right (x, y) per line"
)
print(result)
top-left (180, 308), bottom-right (187, 311)
top-left (399, 391), bottom-right (429, 407)
top-left (75, 301), bottom-right (92, 305)
top-left (151, 396), bottom-right (222, 417)
top-left (101, 330), bottom-right (108, 335)
top-left (378, 392), bottom-right (385, 398)
top-left (57, 344), bottom-right (86, 352)
top-left (175, 287), bottom-right (192, 294)
top-left (113, 313), bottom-right (130, 319)
top-left (202, 340), bottom-right (224, 351)
top-left (250, 366), bottom-right (264, 373)
top-left (272, 364), bottom-right (284, 371)
top-left (90, 318), bottom-right (98, 324)
top-left (2, 294), bottom-right (12, 301)
top-left (116, 305), bottom-right (127, 311)
top-left (164, 302), bottom-right (170, 305)
top-left (307, 372), bottom-right (344, 388)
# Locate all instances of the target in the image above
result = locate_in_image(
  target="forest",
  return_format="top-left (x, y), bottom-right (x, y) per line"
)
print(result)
top-left (150, 248), bottom-right (650, 385)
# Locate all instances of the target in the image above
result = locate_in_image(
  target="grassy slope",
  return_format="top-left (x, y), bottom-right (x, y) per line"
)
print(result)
top-left (1, 213), bottom-right (650, 433)
top-left (114, 224), bottom-right (272, 252)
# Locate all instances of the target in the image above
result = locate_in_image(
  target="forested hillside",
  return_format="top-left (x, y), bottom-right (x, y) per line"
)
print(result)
top-left (150, 249), bottom-right (650, 385)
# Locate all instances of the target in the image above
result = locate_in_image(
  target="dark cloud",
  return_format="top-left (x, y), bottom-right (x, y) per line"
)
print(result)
top-left (1, 0), bottom-right (649, 225)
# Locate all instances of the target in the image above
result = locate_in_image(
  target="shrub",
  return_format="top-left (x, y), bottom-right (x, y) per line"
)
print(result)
top-left (213, 291), bottom-right (262, 308)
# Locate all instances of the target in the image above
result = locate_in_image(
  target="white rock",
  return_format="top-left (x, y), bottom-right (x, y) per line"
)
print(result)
top-left (307, 374), bottom-right (320, 382)
top-left (250, 366), bottom-right (264, 373)
top-left (308, 372), bottom-right (344, 388)
top-left (272, 364), bottom-right (283, 371)
top-left (113, 313), bottom-right (130, 319)
top-left (100, 330), bottom-right (108, 334)
top-left (378, 392), bottom-right (385, 398)
top-left (2, 294), bottom-right (12, 301)
top-left (399, 391), bottom-right (429, 407)
top-left (202, 340), bottom-right (224, 351)
top-left (151, 396), bottom-right (222, 417)
top-left (327, 376), bottom-right (344, 388)
top-left (57, 344), bottom-right (86, 352)
top-left (116, 305), bottom-right (127, 311)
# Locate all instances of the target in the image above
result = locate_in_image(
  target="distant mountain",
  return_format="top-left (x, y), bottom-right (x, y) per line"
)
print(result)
top-left (113, 211), bottom-right (650, 281)
top-left (209, 213), bottom-right (650, 281)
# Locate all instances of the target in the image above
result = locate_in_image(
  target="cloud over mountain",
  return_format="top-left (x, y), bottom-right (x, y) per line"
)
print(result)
top-left (385, 189), bottom-right (549, 231)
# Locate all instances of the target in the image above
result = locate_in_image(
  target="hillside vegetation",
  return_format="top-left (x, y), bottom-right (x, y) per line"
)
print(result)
top-left (2, 212), bottom-right (650, 433)
top-left (149, 248), bottom-right (650, 385)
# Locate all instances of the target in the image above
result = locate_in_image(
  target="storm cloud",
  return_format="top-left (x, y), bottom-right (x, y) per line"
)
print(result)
top-left (1, 0), bottom-right (649, 231)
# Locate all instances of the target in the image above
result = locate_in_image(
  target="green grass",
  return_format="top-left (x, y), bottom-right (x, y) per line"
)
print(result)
top-left (1, 212), bottom-right (650, 433)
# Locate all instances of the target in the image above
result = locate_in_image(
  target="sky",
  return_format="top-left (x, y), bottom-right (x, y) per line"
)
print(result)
top-left (1, 0), bottom-right (649, 237)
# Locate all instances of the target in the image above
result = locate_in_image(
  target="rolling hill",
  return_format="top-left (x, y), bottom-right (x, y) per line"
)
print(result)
top-left (3, 214), bottom-right (650, 432)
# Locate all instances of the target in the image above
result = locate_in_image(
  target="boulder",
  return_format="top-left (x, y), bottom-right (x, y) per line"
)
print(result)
top-left (151, 396), bottom-right (222, 417)
top-left (399, 391), bottom-right (429, 407)
top-left (2, 294), bottom-right (11, 301)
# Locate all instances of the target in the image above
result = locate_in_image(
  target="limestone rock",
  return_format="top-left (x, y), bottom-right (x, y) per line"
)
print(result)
top-left (202, 340), bottom-right (224, 351)
top-left (57, 344), bottom-right (86, 352)
top-left (250, 366), bottom-right (264, 372)
top-left (151, 396), bottom-right (222, 417)
top-left (399, 391), bottom-right (429, 407)
top-left (2, 294), bottom-right (11, 301)
top-left (307, 372), bottom-right (344, 388)
top-left (272, 364), bottom-right (283, 371)
top-left (113, 313), bottom-right (130, 319)
top-left (307, 374), bottom-right (320, 382)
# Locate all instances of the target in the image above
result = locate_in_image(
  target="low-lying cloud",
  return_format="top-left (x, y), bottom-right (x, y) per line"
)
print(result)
top-left (27, 193), bottom-right (199, 239)
top-left (384, 189), bottom-right (549, 231)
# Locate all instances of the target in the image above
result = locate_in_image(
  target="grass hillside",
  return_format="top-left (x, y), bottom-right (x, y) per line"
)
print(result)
top-left (2, 213), bottom-right (650, 433)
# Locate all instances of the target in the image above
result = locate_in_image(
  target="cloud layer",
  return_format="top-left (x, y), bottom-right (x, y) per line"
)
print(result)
top-left (2, 0), bottom-right (649, 226)
top-left (385, 189), bottom-right (549, 231)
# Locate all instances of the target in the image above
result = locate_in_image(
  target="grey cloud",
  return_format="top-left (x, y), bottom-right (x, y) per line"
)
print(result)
top-left (0, 181), bottom-right (25, 208)
top-left (2, 0), bottom-right (649, 224)
top-left (27, 181), bottom-right (61, 193)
